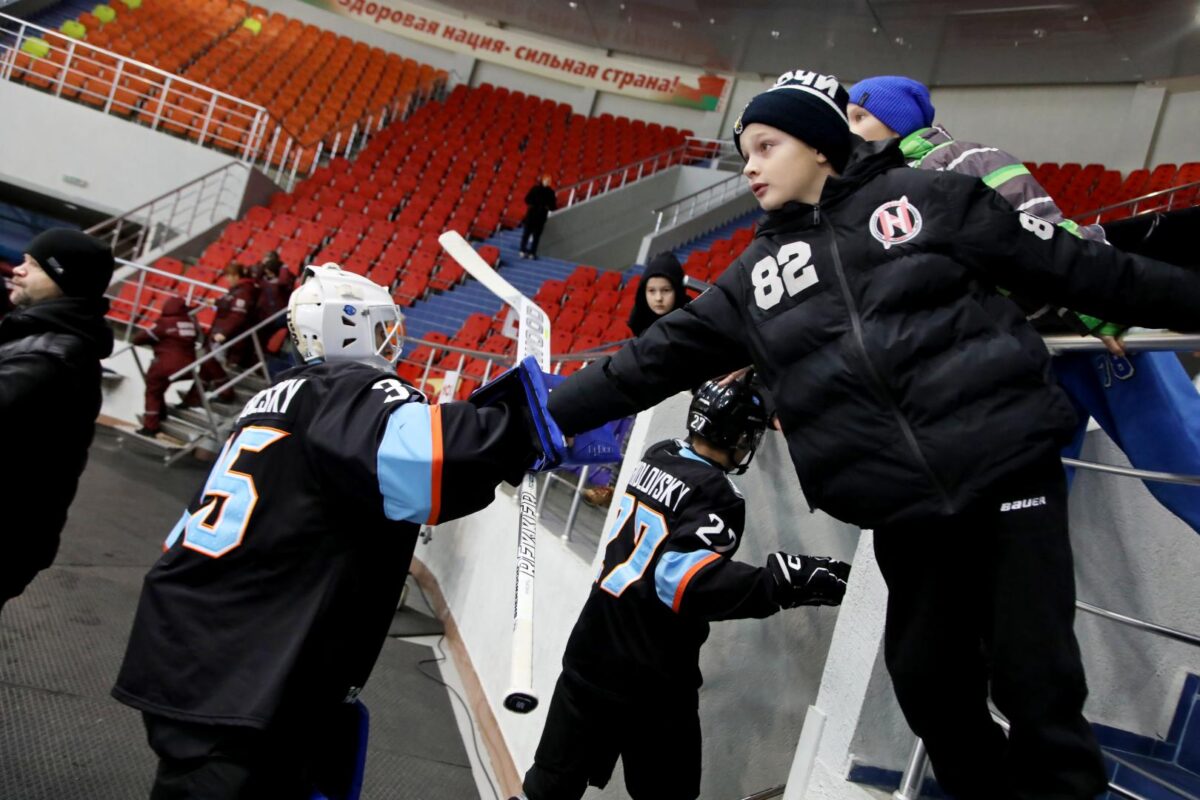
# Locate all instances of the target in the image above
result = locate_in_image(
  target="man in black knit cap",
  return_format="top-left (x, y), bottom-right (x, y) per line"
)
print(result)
top-left (0, 228), bottom-right (114, 613)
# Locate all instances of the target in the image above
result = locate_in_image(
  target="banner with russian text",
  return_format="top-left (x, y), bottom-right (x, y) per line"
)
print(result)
top-left (299, 0), bottom-right (733, 112)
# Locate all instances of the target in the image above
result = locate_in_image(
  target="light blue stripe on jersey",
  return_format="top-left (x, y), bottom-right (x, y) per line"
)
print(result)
top-left (377, 403), bottom-right (434, 524)
top-left (655, 549), bottom-right (718, 609)
top-left (677, 443), bottom-right (710, 465)
top-left (163, 511), bottom-right (187, 549)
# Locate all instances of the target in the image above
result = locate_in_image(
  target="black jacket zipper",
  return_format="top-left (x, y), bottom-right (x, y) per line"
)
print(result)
top-left (821, 212), bottom-right (954, 515)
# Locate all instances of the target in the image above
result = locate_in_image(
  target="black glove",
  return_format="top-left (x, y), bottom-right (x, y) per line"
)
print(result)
top-left (767, 552), bottom-right (850, 608)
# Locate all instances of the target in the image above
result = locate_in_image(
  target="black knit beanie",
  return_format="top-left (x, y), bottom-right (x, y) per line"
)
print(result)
top-left (26, 228), bottom-right (115, 299)
top-left (733, 69), bottom-right (852, 172)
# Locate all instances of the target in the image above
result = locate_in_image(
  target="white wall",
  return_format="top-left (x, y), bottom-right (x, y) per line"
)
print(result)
top-left (0, 82), bottom-right (241, 216)
top-left (1148, 80), bottom-right (1200, 168)
top-left (928, 82), bottom-right (1183, 173)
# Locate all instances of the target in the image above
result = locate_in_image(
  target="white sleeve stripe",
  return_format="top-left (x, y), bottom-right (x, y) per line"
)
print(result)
top-left (939, 147), bottom-right (1000, 173)
top-left (1017, 196), bottom-right (1055, 212)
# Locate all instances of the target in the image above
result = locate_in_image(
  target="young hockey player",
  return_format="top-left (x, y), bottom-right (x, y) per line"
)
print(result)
top-left (113, 264), bottom-right (611, 799)
top-left (545, 70), bottom-right (1200, 799)
top-left (520, 376), bottom-right (850, 800)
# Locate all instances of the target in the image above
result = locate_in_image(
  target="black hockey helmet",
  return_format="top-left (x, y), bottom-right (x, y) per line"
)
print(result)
top-left (686, 375), bottom-right (769, 474)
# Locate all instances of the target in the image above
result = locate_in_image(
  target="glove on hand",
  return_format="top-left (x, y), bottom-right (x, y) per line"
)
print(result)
top-left (767, 552), bottom-right (850, 608)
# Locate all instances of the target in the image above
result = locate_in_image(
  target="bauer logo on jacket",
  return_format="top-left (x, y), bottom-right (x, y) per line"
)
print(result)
top-left (869, 196), bottom-right (923, 250)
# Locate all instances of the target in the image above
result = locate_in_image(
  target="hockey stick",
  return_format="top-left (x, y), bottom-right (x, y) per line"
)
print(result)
top-left (438, 231), bottom-right (547, 714)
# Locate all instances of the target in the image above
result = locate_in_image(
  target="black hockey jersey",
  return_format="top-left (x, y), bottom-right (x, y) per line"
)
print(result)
top-left (113, 360), bottom-right (534, 728)
top-left (563, 439), bottom-right (780, 696)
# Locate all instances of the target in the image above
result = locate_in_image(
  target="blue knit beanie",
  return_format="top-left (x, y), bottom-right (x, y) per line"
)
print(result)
top-left (847, 76), bottom-right (935, 137)
top-left (733, 69), bottom-right (852, 172)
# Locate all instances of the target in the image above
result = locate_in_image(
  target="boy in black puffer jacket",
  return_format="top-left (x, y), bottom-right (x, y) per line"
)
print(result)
top-left (545, 70), bottom-right (1200, 800)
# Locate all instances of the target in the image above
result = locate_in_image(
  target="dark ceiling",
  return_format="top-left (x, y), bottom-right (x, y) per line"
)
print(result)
top-left (424, 0), bottom-right (1200, 85)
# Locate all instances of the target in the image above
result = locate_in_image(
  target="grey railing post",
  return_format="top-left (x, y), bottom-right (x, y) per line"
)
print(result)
top-left (893, 737), bottom-right (929, 800)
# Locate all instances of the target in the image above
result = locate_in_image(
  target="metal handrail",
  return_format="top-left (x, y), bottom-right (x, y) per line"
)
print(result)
top-left (1072, 178), bottom-right (1200, 225)
top-left (652, 171), bottom-right (746, 232)
top-left (87, 162), bottom-right (248, 260)
top-left (1063, 457), bottom-right (1200, 488)
top-left (1076, 601), bottom-right (1200, 648)
top-left (737, 787), bottom-right (784, 800)
top-left (1043, 332), bottom-right (1200, 354)
top-left (1, 13), bottom-right (270, 161)
top-left (558, 143), bottom-right (682, 208)
top-left (558, 138), bottom-right (719, 209)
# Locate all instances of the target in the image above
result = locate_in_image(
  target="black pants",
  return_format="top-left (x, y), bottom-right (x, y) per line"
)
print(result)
top-left (520, 220), bottom-right (546, 256)
top-left (523, 672), bottom-right (701, 800)
top-left (143, 703), bottom-right (359, 800)
top-left (873, 455), bottom-right (1107, 800)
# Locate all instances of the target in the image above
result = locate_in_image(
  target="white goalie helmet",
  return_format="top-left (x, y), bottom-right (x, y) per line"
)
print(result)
top-left (288, 263), bottom-right (405, 371)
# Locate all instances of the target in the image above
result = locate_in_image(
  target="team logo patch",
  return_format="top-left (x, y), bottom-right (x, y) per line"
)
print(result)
top-left (343, 304), bottom-right (357, 316)
top-left (869, 196), bottom-right (923, 250)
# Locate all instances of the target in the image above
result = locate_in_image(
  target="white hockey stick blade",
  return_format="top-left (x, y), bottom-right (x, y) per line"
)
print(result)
top-left (437, 231), bottom-right (549, 369)
top-left (439, 230), bottom-right (547, 714)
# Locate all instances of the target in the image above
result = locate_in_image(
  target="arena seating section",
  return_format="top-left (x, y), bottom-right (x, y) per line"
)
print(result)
top-left (1026, 161), bottom-right (1200, 221)
top-left (19, 4), bottom-right (1195, 402)
top-left (10, 0), bottom-right (444, 169)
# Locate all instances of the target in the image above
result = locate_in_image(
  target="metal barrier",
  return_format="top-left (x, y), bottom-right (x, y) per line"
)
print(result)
top-left (892, 331), bottom-right (1200, 799)
top-left (558, 138), bottom-right (734, 210)
top-left (104, 256), bottom-right (224, 338)
top-left (1073, 179), bottom-right (1200, 226)
top-left (652, 170), bottom-right (746, 232)
top-left (0, 12), bottom-right (433, 193)
top-left (87, 162), bottom-right (248, 262)
top-left (1, 13), bottom-right (271, 161)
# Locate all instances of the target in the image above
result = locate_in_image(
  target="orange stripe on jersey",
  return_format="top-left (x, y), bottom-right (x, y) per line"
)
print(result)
top-left (673, 552), bottom-right (721, 613)
top-left (425, 404), bottom-right (444, 525)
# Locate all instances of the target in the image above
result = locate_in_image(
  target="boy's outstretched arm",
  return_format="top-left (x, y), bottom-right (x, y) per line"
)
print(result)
top-left (548, 280), bottom-right (752, 436)
top-left (949, 174), bottom-right (1200, 332)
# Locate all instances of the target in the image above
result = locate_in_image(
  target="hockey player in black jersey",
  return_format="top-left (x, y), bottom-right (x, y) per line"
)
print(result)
top-left (112, 264), bottom-right (610, 800)
top-left (520, 377), bottom-right (850, 800)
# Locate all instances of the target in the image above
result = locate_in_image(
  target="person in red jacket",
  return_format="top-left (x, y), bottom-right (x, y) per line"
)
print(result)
top-left (133, 296), bottom-right (197, 437)
top-left (181, 264), bottom-right (256, 406)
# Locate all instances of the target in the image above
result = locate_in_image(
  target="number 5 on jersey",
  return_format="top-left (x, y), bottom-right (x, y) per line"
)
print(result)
top-left (165, 426), bottom-right (289, 557)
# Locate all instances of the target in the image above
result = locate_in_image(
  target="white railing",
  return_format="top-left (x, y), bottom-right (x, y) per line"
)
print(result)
top-left (652, 170), bottom-right (747, 232)
top-left (103, 256), bottom-right (224, 339)
top-left (86, 162), bottom-right (248, 262)
top-left (557, 137), bottom-right (733, 210)
top-left (1, 13), bottom-right (272, 161)
top-left (0, 12), bottom-right (438, 191)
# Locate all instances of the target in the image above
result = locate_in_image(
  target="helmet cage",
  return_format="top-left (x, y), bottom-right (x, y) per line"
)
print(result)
top-left (288, 263), bottom-right (404, 372)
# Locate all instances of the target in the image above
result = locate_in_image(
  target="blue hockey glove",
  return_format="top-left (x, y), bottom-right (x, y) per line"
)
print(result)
top-left (767, 552), bottom-right (850, 608)
top-left (543, 372), bottom-right (623, 466)
top-left (469, 358), bottom-right (625, 472)
top-left (469, 356), bottom-right (567, 471)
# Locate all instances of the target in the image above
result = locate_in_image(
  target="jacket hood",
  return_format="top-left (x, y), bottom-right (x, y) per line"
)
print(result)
top-left (0, 296), bottom-right (114, 358)
top-left (628, 252), bottom-right (690, 336)
top-left (898, 125), bottom-right (954, 163)
top-left (162, 297), bottom-right (189, 317)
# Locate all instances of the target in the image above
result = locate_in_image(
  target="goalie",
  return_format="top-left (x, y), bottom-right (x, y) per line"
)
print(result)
top-left (111, 264), bottom-right (616, 799)
top-left (518, 376), bottom-right (850, 800)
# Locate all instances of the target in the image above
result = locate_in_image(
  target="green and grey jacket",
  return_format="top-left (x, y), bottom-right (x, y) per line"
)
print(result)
top-left (900, 125), bottom-right (1118, 335)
